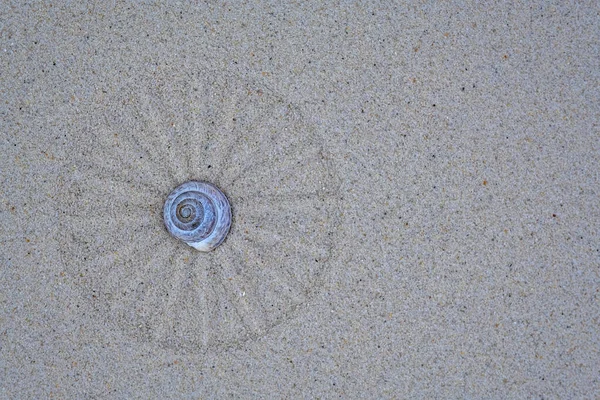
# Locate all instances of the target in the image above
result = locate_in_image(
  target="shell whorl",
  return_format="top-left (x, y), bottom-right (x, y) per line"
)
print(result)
top-left (163, 181), bottom-right (231, 252)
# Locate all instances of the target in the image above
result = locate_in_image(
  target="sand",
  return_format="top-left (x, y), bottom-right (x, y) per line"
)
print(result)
top-left (1, 1), bottom-right (598, 398)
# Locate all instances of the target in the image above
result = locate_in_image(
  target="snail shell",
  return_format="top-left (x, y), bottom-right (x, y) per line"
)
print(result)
top-left (163, 181), bottom-right (232, 252)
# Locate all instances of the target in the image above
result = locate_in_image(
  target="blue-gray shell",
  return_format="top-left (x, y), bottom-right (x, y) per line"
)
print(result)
top-left (163, 181), bottom-right (231, 252)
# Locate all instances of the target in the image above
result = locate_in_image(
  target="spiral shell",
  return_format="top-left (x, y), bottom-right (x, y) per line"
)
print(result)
top-left (163, 181), bottom-right (231, 252)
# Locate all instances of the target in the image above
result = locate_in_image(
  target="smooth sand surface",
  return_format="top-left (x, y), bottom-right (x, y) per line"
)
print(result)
top-left (1, 1), bottom-right (599, 398)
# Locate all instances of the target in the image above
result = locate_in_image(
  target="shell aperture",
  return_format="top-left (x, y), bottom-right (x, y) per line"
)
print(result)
top-left (163, 181), bottom-right (231, 252)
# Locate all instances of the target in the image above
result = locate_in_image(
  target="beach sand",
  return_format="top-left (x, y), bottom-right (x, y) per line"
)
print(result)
top-left (1, 1), bottom-right (598, 398)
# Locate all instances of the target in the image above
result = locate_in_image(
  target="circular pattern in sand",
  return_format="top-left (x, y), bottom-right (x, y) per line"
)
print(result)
top-left (57, 69), bottom-right (340, 352)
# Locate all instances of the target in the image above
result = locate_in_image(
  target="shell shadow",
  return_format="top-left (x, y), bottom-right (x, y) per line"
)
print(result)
top-left (57, 68), bottom-right (342, 353)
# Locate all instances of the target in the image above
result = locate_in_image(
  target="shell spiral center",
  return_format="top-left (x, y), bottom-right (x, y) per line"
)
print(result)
top-left (163, 181), bottom-right (231, 252)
